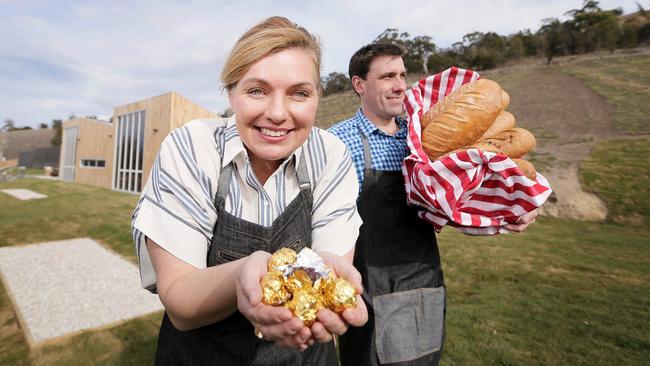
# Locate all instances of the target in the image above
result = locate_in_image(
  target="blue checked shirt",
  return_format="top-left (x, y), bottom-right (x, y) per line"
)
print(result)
top-left (328, 109), bottom-right (408, 193)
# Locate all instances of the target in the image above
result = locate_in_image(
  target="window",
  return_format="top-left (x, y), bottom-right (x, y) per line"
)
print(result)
top-left (113, 110), bottom-right (145, 193)
top-left (81, 159), bottom-right (106, 168)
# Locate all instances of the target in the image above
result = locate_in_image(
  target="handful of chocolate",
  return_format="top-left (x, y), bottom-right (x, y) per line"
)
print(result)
top-left (260, 247), bottom-right (357, 326)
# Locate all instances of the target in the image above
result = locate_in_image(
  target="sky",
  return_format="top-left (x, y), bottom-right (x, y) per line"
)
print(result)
top-left (1, 0), bottom-right (639, 128)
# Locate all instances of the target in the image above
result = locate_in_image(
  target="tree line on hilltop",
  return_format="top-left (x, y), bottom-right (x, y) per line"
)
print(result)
top-left (322, 0), bottom-right (650, 96)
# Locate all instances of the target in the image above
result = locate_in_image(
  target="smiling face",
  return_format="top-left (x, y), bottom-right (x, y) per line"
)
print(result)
top-left (353, 55), bottom-right (407, 125)
top-left (229, 48), bottom-right (319, 178)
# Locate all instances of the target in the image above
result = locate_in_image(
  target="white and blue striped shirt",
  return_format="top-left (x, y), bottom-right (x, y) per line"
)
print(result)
top-left (132, 116), bottom-right (362, 291)
top-left (328, 109), bottom-right (409, 192)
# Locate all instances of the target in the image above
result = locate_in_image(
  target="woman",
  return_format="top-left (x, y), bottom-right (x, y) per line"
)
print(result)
top-left (131, 16), bottom-right (368, 365)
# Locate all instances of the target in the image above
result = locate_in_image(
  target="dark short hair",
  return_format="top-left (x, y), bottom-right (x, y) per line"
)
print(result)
top-left (348, 42), bottom-right (406, 81)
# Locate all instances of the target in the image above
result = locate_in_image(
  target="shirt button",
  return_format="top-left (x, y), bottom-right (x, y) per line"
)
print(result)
top-left (263, 201), bottom-right (269, 207)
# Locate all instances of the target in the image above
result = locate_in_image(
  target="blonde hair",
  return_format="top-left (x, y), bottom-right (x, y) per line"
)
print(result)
top-left (221, 16), bottom-right (322, 92)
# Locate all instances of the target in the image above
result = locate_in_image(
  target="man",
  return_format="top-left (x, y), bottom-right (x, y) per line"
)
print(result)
top-left (329, 43), bottom-right (537, 366)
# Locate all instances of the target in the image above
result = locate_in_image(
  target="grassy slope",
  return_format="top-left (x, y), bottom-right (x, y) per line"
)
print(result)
top-left (580, 138), bottom-right (650, 224)
top-left (560, 54), bottom-right (650, 136)
top-left (559, 54), bottom-right (650, 224)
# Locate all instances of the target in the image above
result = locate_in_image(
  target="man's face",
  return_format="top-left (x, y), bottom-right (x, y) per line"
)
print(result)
top-left (355, 55), bottom-right (407, 122)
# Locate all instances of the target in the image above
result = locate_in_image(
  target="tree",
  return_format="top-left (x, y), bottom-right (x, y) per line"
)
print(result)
top-left (2, 118), bottom-right (16, 131)
top-left (506, 36), bottom-right (525, 60)
top-left (322, 72), bottom-right (351, 96)
top-left (374, 28), bottom-right (436, 74)
top-left (427, 52), bottom-right (458, 73)
top-left (51, 119), bottom-right (63, 146)
top-left (39, 122), bottom-right (48, 129)
top-left (595, 10), bottom-right (623, 52)
top-left (409, 35), bottom-right (436, 73)
top-left (514, 29), bottom-right (545, 57)
top-left (539, 18), bottom-right (569, 63)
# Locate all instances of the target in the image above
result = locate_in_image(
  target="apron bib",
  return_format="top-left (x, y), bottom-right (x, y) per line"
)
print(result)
top-left (154, 148), bottom-right (337, 366)
top-left (339, 130), bottom-right (446, 366)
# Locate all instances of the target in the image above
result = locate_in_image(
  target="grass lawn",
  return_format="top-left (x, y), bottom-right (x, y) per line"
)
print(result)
top-left (580, 138), bottom-right (650, 224)
top-left (2, 167), bottom-right (46, 176)
top-left (438, 217), bottom-right (650, 366)
top-left (0, 178), bottom-right (161, 365)
top-left (1, 179), bottom-right (649, 365)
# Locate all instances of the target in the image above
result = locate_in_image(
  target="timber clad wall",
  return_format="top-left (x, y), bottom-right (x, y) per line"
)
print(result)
top-left (61, 118), bottom-right (114, 188)
top-left (113, 93), bottom-right (173, 192)
top-left (60, 91), bottom-right (217, 192)
top-left (113, 92), bottom-right (218, 189)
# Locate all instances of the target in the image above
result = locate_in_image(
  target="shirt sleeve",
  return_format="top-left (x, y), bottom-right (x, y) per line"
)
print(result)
top-left (310, 131), bottom-right (362, 256)
top-left (131, 126), bottom-right (218, 292)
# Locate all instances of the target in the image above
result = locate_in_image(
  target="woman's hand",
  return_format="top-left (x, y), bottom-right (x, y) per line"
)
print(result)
top-left (236, 251), bottom-right (312, 350)
top-left (309, 251), bottom-right (368, 343)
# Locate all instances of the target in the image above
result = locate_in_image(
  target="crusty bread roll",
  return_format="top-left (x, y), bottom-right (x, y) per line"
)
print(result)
top-left (420, 79), bottom-right (506, 130)
top-left (421, 79), bottom-right (505, 160)
top-left (479, 111), bottom-right (516, 140)
top-left (512, 158), bottom-right (537, 180)
top-left (476, 128), bottom-right (536, 158)
top-left (501, 90), bottom-right (510, 110)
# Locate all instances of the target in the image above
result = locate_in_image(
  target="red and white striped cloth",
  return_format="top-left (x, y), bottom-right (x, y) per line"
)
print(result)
top-left (402, 67), bottom-right (552, 235)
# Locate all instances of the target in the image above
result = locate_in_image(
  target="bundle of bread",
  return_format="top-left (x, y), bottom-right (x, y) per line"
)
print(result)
top-left (421, 79), bottom-right (537, 179)
top-left (260, 247), bottom-right (357, 326)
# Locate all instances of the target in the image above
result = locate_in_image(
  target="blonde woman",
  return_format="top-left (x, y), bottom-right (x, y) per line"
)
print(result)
top-left (132, 16), bottom-right (367, 365)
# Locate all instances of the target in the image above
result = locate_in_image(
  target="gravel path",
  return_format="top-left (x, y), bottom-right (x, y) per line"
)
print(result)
top-left (0, 238), bottom-right (163, 345)
top-left (1, 189), bottom-right (47, 200)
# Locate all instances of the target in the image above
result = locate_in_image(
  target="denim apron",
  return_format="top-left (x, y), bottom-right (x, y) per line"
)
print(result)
top-left (154, 149), bottom-right (337, 366)
top-left (339, 130), bottom-right (446, 366)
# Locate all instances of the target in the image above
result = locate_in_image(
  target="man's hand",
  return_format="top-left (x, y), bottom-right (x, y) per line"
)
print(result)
top-left (236, 251), bottom-right (312, 350)
top-left (309, 251), bottom-right (368, 343)
top-left (504, 209), bottom-right (538, 232)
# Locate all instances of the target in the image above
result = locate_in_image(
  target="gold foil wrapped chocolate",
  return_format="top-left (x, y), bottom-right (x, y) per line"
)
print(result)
top-left (328, 278), bottom-right (357, 313)
top-left (285, 288), bottom-right (322, 326)
top-left (285, 269), bottom-right (312, 293)
top-left (268, 247), bottom-right (297, 272)
top-left (261, 271), bottom-right (291, 306)
top-left (261, 247), bottom-right (358, 324)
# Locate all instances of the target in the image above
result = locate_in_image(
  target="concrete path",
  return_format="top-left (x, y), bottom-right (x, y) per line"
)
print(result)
top-left (1, 189), bottom-right (47, 200)
top-left (0, 238), bottom-right (163, 345)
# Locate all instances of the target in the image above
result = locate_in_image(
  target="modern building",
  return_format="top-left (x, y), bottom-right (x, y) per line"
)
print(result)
top-left (59, 92), bottom-right (218, 193)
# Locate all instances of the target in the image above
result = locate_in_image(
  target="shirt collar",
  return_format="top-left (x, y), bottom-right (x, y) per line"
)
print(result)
top-left (355, 108), bottom-right (408, 138)
top-left (220, 114), bottom-right (302, 168)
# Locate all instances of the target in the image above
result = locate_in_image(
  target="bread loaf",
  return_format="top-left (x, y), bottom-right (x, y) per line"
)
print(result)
top-left (501, 90), bottom-right (510, 109)
top-left (421, 79), bottom-right (505, 160)
top-left (479, 111), bottom-right (516, 140)
top-left (476, 128), bottom-right (536, 158)
top-left (512, 158), bottom-right (537, 180)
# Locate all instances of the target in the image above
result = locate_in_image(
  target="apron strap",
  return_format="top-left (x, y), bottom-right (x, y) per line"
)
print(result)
top-left (214, 125), bottom-right (232, 212)
top-left (359, 127), bottom-right (372, 170)
top-left (215, 164), bottom-right (233, 211)
top-left (295, 147), bottom-right (311, 192)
